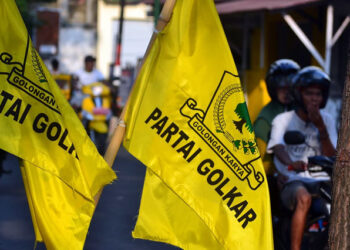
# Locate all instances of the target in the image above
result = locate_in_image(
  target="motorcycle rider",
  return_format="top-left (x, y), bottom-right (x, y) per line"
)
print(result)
top-left (267, 66), bottom-right (337, 250)
top-left (50, 58), bottom-right (61, 75)
top-left (254, 59), bottom-right (300, 176)
top-left (74, 55), bottom-right (104, 87)
top-left (81, 82), bottom-right (112, 154)
top-left (71, 55), bottom-right (105, 112)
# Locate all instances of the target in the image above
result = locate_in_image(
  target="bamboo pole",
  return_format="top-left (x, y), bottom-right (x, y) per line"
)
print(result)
top-left (94, 0), bottom-right (177, 204)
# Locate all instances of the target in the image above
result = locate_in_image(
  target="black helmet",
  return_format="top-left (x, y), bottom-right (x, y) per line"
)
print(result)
top-left (265, 59), bottom-right (300, 102)
top-left (292, 66), bottom-right (331, 109)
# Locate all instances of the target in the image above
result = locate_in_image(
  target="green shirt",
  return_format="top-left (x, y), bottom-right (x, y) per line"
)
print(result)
top-left (254, 101), bottom-right (286, 143)
top-left (254, 101), bottom-right (288, 175)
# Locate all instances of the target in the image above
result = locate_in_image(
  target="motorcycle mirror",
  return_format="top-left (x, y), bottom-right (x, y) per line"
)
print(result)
top-left (284, 131), bottom-right (305, 145)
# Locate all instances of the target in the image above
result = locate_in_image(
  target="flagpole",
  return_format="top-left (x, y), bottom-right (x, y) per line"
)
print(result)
top-left (94, 0), bottom-right (177, 204)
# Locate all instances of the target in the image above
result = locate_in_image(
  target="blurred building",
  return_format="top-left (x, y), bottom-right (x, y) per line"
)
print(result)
top-left (96, 0), bottom-right (349, 123)
top-left (96, 0), bottom-right (153, 77)
top-left (31, 0), bottom-right (153, 77)
top-left (32, 0), bottom-right (101, 73)
top-left (30, 0), bottom-right (350, 123)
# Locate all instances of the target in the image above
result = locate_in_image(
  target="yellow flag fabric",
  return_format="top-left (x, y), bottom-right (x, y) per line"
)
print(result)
top-left (0, 1), bottom-right (116, 249)
top-left (21, 161), bottom-right (97, 249)
top-left (134, 168), bottom-right (223, 249)
top-left (123, 0), bottom-right (273, 249)
top-left (20, 164), bottom-right (43, 243)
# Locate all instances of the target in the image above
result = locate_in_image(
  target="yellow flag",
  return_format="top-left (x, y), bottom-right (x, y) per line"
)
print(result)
top-left (20, 164), bottom-right (43, 243)
top-left (134, 168), bottom-right (223, 249)
top-left (123, 0), bottom-right (273, 249)
top-left (0, 1), bottom-right (116, 249)
top-left (21, 161), bottom-right (98, 249)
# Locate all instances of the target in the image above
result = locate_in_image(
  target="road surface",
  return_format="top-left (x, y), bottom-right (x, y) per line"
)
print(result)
top-left (0, 148), bottom-right (179, 250)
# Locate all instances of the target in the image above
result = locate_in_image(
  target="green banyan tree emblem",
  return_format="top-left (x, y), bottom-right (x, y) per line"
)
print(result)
top-left (233, 102), bottom-right (253, 134)
top-left (214, 84), bottom-right (257, 155)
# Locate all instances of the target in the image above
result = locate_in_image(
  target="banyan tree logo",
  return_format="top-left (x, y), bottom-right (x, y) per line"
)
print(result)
top-left (180, 71), bottom-right (263, 190)
top-left (213, 85), bottom-right (258, 155)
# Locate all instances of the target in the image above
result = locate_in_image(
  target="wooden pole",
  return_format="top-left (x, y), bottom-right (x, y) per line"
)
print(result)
top-left (94, 0), bottom-right (177, 204)
top-left (328, 35), bottom-right (350, 249)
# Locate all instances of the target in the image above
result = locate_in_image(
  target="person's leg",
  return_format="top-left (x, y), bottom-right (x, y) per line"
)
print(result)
top-left (0, 149), bottom-right (10, 177)
top-left (95, 132), bottom-right (108, 155)
top-left (290, 187), bottom-right (311, 250)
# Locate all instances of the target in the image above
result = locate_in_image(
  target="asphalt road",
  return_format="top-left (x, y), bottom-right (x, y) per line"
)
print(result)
top-left (0, 148), bottom-right (179, 250)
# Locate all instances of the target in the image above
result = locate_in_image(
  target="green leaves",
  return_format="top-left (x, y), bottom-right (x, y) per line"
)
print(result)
top-left (233, 139), bottom-right (257, 155)
top-left (234, 102), bottom-right (253, 134)
top-left (233, 140), bottom-right (241, 149)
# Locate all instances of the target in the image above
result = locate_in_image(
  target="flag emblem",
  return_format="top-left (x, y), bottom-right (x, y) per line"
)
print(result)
top-left (180, 71), bottom-right (263, 190)
top-left (0, 46), bottom-right (59, 114)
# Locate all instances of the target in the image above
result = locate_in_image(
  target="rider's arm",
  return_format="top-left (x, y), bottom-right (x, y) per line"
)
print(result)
top-left (318, 125), bottom-right (336, 156)
top-left (307, 108), bottom-right (336, 156)
top-left (267, 113), bottom-right (306, 172)
top-left (272, 144), bottom-right (307, 170)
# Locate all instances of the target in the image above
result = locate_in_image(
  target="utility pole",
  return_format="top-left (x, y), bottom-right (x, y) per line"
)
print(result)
top-left (113, 0), bottom-right (125, 87)
top-left (110, 0), bottom-right (125, 117)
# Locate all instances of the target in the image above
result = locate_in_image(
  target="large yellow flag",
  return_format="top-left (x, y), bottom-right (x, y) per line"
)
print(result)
top-left (123, 0), bottom-right (273, 249)
top-left (0, 1), bottom-right (116, 249)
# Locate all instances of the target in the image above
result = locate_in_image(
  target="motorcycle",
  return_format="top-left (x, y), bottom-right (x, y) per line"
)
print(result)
top-left (52, 74), bottom-right (73, 101)
top-left (81, 82), bottom-right (112, 154)
top-left (273, 131), bottom-right (334, 250)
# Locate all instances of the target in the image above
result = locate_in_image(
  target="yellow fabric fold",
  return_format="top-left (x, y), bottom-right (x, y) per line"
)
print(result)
top-left (133, 168), bottom-right (222, 249)
top-left (124, 0), bottom-right (273, 249)
top-left (21, 161), bottom-right (96, 249)
top-left (0, 1), bottom-right (116, 249)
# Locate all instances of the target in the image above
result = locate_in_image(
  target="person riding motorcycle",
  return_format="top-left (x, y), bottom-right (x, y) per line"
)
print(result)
top-left (266, 66), bottom-right (337, 250)
top-left (70, 55), bottom-right (105, 114)
top-left (81, 82), bottom-right (112, 154)
top-left (254, 59), bottom-right (300, 176)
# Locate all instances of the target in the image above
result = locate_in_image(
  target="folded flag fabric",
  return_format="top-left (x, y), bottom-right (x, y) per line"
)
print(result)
top-left (0, 1), bottom-right (116, 249)
top-left (123, 0), bottom-right (273, 249)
